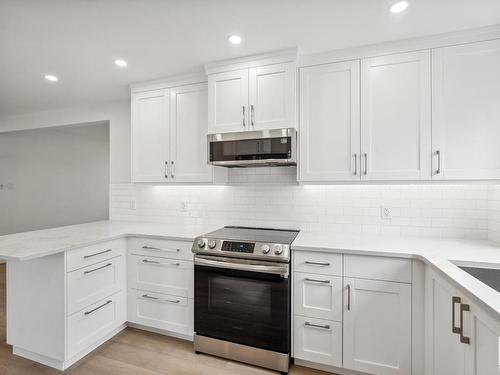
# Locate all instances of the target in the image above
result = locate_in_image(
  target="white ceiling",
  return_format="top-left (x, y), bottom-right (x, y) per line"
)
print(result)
top-left (1, 0), bottom-right (499, 117)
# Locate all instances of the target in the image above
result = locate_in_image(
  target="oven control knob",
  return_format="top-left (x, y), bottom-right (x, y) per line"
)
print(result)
top-left (197, 239), bottom-right (206, 248)
top-left (261, 244), bottom-right (270, 254)
top-left (208, 240), bottom-right (217, 249)
top-left (273, 244), bottom-right (283, 255)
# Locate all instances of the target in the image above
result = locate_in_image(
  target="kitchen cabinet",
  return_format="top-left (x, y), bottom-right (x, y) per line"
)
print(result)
top-left (206, 51), bottom-right (297, 134)
top-left (360, 50), bottom-right (431, 181)
top-left (299, 60), bottom-right (361, 181)
top-left (431, 39), bottom-right (500, 180)
top-left (131, 89), bottom-right (170, 182)
top-left (425, 268), bottom-right (500, 375)
top-left (343, 277), bottom-right (412, 375)
top-left (131, 76), bottom-right (217, 183)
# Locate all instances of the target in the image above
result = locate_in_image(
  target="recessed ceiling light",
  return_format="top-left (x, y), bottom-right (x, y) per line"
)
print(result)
top-left (390, 1), bottom-right (409, 13)
top-left (44, 74), bottom-right (58, 82)
top-left (114, 59), bottom-right (128, 68)
top-left (228, 35), bottom-right (243, 45)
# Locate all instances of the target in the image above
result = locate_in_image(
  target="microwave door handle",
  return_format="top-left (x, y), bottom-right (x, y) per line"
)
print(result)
top-left (194, 257), bottom-right (288, 277)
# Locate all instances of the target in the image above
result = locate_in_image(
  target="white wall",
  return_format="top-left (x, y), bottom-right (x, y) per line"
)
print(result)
top-left (0, 123), bottom-right (110, 235)
top-left (110, 168), bottom-right (499, 241)
top-left (0, 99), bottom-right (130, 183)
top-left (488, 185), bottom-right (500, 243)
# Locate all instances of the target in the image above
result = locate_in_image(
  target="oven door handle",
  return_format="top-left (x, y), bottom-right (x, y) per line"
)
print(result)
top-left (194, 256), bottom-right (289, 277)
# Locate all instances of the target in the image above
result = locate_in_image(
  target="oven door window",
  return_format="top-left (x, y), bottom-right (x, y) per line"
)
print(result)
top-left (194, 265), bottom-right (290, 353)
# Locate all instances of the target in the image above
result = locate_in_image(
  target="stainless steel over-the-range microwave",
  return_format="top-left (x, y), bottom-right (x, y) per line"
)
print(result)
top-left (207, 128), bottom-right (297, 167)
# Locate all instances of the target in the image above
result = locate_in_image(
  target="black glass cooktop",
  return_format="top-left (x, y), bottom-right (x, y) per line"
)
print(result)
top-left (459, 266), bottom-right (500, 292)
top-left (203, 226), bottom-right (299, 244)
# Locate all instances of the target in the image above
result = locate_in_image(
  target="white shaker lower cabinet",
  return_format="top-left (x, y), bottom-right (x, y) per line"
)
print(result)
top-left (127, 237), bottom-right (194, 339)
top-left (425, 268), bottom-right (500, 375)
top-left (343, 278), bottom-right (412, 375)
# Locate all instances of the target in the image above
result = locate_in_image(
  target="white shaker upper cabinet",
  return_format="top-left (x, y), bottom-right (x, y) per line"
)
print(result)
top-left (170, 83), bottom-right (212, 183)
top-left (432, 39), bottom-right (500, 180)
top-left (249, 62), bottom-right (295, 130)
top-left (131, 89), bottom-right (170, 183)
top-left (299, 60), bottom-right (361, 181)
top-left (208, 69), bottom-right (249, 134)
top-left (360, 50), bottom-right (431, 181)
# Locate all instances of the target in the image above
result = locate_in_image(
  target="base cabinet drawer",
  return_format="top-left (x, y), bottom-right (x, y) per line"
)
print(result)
top-left (294, 251), bottom-right (342, 276)
top-left (128, 237), bottom-right (192, 261)
top-left (128, 289), bottom-right (193, 336)
top-left (67, 291), bottom-right (126, 359)
top-left (294, 272), bottom-right (342, 321)
top-left (67, 256), bottom-right (125, 315)
top-left (128, 255), bottom-right (193, 298)
top-left (294, 316), bottom-right (342, 367)
top-left (67, 239), bottom-right (126, 272)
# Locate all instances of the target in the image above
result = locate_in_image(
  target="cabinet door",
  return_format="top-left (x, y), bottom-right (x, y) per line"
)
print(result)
top-left (208, 69), bottom-right (248, 133)
top-left (361, 51), bottom-right (431, 180)
top-left (294, 315), bottom-right (342, 367)
top-left (432, 39), bottom-right (500, 180)
top-left (425, 270), bottom-right (465, 375)
top-left (170, 83), bottom-right (213, 183)
top-left (343, 278), bottom-right (411, 375)
top-left (249, 62), bottom-right (295, 130)
top-left (294, 272), bottom-right (342, 321)
top-left (299, 60), bottom-right (361, 181)
top-left (131, 89), bottom-right (170, 182)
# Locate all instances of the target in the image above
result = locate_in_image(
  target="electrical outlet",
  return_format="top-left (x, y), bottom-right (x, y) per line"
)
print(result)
top-left (130, 199), bottom-right (137, 210)
top-left (380, 206), bottom-right (392, 220)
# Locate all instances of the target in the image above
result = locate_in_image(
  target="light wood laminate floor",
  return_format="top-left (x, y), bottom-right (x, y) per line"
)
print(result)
top-left (0, 264), bottom-right (333, 375)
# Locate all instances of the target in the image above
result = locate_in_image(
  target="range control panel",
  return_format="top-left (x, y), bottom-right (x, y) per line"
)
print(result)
top-left (221, 241), bottom-right (255, 253)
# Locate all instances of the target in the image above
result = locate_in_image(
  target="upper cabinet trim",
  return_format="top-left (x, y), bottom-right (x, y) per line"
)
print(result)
top-left (130, 72), bottom-right (207, 93)
top-left (205, 48), bottom-right (298, 75)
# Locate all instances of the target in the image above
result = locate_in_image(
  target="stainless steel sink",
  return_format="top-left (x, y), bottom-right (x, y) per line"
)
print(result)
top-left (458, 266), bottom-right (500, 292)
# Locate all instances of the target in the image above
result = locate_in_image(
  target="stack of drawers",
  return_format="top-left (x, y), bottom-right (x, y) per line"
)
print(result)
top-left (127, 237), bottom-right (194, 337)
top-left (293, 251), bottom-right (343, 367)
top-left (66, 239), bottom-right (126, 359)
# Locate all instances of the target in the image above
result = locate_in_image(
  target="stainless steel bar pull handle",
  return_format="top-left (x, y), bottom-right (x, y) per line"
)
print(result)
top-left (347, 284), bottom-right (351, 311)
top-left (305, 261), bottom-right (331, 266)
top-left (452, 296), bottom-right (461, 334)
top-left (142, 259), bottom-right (160, 264)
top-left (171, 161), bottom-right (175, 179)
top-left (242, 106), bottom-right (246, 127)
top-left (165, 161), bottom-right (169, 178)
top-left (305, 322), bottom-right (330, 330)
top-left (251, 104), bottom-right (255, 126)
top-left (83, 248), bottom-right (112, 259)
top-left (84, 300), bottom-right (112, 315)
top-left (434, 150), bottom-right (441, 175)
top-left (142, 245), bottom-right (180, 252)
top-left (305, 278), bottom-right (330, 284)
top-left (354, 153), bottom-right (358, 175)
top-left (363, 153), bottom-right (368, 175)
top-left (84, 263), bottom-right (112, 275)
top-left (459, 303), bottom-right (470, 344)
top-left (142, 294), bottom-right (159, 300)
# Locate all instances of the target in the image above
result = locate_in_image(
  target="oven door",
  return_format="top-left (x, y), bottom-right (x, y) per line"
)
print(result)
top-left (194, 255), bottom-right (290, 353)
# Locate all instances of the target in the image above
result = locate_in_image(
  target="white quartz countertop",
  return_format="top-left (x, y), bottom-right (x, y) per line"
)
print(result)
top-left (0, 220), bottom-right (218, 262)
top-left (293, 231), bottom-right (500, 319)
top-left (0, 220), bottom-right (499, 319)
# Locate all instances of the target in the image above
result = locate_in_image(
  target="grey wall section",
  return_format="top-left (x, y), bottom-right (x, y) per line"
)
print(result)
top-left (0, 122), bottom-right (110, 235)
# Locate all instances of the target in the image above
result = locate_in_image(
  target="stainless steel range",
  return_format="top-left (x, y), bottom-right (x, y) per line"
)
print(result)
top-left (192, 226), bottom-right (299, 374)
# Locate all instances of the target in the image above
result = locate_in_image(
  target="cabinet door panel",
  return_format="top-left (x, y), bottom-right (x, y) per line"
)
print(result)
top-left (208, 70), bottom-right (248, 133)
top-left (170, 83), bottom-right (212, 182)
top-left (361, 51), bottom-right (431, 180)
top-left (432, 39), bottom-right (500, 180)
top-left (249, 62), bottom-right (295, 130)
top-left (299, 60), bottom-right (360, 181)
top-left (131, 89), bottom-right (169, 182)
top-left (343, 278), bottom-right (411, 375)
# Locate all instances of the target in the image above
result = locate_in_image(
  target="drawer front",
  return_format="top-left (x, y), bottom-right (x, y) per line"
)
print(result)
top-left (294, 272), bottom-right (342, 321)
top-left (344, 255), bottom-right (412, 283)
top-left (294, 315), bottom-right (342, 367)
top-left (128, 255), bottom-right (193, 298)
top-left (128, 237), bottom-right (193, 261)
top-left (294, 251), bottom-right (342, 276)
top-left (67, 291), bottom-right (126, 359)
top-left (127, 289), bottom-right (193, 336)
top-left (67, 239), bottom-right (126, 272)
top-left (67, 256), bottom-right (125, 315)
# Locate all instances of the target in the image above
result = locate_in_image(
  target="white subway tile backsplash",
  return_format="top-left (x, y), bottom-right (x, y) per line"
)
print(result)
top-left (109, 170), bottom-right (500, 242)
